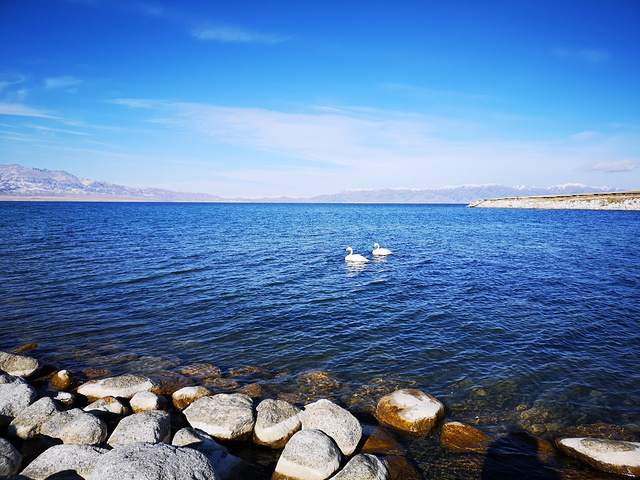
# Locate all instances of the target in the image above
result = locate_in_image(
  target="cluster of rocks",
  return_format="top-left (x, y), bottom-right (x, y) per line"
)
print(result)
top-left (1, 349), bottom-right (639, 479)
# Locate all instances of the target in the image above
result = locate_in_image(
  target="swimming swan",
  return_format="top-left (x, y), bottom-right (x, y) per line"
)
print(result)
top-left (345, 247), bottom-right (369, 263)
top-left (372, 243), bottom-right (392, 256)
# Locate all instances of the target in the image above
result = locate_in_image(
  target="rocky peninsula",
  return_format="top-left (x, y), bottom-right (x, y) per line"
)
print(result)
top-left (1, 347), bottom-right (639, 479)
top-left (467, 191), bottom-right (640, 210)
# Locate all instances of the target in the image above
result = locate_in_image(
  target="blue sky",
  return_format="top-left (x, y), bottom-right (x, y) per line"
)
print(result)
top-left (1, 0), bottom-right (639, 197)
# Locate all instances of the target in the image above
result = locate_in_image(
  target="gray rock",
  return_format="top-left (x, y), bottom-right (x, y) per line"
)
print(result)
top-left (84, 396), bottom-right (130, 416)
top-left (19, 444), bottom-right (108, 479)
top-left (183, 393), bottom-right (255, 441)
top-left (273, 429), bottom-right (342, 480)
top-left (556, 437), bottom-right (640, 477)
top-left (77, 374), bottom-right (157, 401)
top-left (40, 408), bottom-right (108, 445)
top-left (0, 373), bottom-right (37, 427)
top-left (88, 442), bottom-right (219, 480)
top-left (130, 391), bottom-right (168, 413)
top-left (0, 438), bottom-right (22, 476)
top-left (253, 398), bottom-right (302, 449)
top-left (54, 391), bottom-right (75, 406)
top-left (8, 397), bottom-right (60, 440)
top-left (0, 351), bottom-right (40, 378)
top-left (107, 410), bottom-right (171, 447)
top-left (173, 428), bottom-right (245, 480)
top-left (302, 399), bottom-right (362, 456)
top-left (329, 454), bottom-right (389, 479)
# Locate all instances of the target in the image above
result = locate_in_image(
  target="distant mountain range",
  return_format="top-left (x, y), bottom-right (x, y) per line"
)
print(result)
top-left (0, 164), bottom-right (620, 204)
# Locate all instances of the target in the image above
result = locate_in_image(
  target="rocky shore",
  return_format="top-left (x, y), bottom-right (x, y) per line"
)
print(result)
top-left (1, 347), bottom-right (639, 479)
top-left (467, 191), bottom-right (640, 210)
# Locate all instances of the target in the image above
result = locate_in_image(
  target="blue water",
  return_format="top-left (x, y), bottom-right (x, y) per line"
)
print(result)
top-left (1, 202), bottom-right (639, 470)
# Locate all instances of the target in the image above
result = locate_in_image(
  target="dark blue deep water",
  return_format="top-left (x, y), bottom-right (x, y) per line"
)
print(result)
top-left (1, 202), bottom-right (639, 477)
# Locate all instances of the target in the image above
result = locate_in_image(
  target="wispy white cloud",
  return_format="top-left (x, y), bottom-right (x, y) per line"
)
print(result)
top-left (44, 75), bottom-right (83, 91)
top-left (553, 48), bottom-right (610, 64)
top-left (589, 159), bottom-right (638, 173)
top-left (25, 124), bottom-right (90, 136)
top-left (191, 25), bottom-right (288, 44)
top-left (0, 103), bottom-right (56, 119)
top-left (570, 131), bottom-right (597, 141)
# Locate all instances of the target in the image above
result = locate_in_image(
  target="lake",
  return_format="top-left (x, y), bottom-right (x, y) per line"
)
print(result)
top-left (1, 202), bottom-right (638, 478)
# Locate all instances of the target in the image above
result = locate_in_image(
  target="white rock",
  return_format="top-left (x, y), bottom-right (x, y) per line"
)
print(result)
top-left (329, 453), bottom-right (390, 480)
top-left (84, 396), bottom-right (130, 416)
top-left (19, 444), bottom-right (108, 479)
top-left (77, 374), bottom-right (157, 401)
top-left (0, 372), bottom-right (37, 427)
top-left (0, 438), bottom-right (22, 476)
top-left (556, 437), bottom-right (640, 477)
top-left (172, 386), bottom-right (211, 410)
top-left (253, 398), bottom-right (302, 448)
top-left (173, 427), bottom-right (246, 479)
top-left (8, 396), bottom-right (59, 440)
top-left (130, 391), bottom-right (167, 413)
top-left (54, 391), bottom-right (75, 406)
top-left (374, 389), bottom-right (444, 435)
top-left (107, 410), bottom-right (171, 447)
top-left (273, 429), bottom-right (341, 480)
top-left (184, 393), bottom-right (255, 441)
top-left (88, 442), bottom-right (219, 480)
top-left (302, 399), bottom-right (362, 456)
top-left (0, 351), bottom-right (40, 378)
top-left (40, 408), bottom-right (108, 445)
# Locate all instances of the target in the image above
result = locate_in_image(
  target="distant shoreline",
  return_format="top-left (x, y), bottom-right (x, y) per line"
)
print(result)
top-left (467, 191), bottom-right (640, 211)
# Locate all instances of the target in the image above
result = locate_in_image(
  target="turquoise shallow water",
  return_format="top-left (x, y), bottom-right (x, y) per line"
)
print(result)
top-left (1, 202), bottom-right (639, 477)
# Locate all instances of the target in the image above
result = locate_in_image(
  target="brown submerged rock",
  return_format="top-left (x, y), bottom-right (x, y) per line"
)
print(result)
top-left (50, 369), bottom-right (75, 390)
top-left (440, 421), bottom-right (491, 452)
top-left (374, 389), bottom-right (444, 436)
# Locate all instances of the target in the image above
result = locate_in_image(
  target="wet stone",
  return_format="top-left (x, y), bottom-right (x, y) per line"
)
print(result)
top-left (374, 389), bottom-right (444, 436)
top-left (439, 421), bottom-right (491, 452)
top-left (556, 437), bottom-right (640, 477)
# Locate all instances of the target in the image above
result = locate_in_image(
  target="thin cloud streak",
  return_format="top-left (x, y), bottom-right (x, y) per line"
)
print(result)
top-left (589, 159), bottom-right (638, 173)
top-left (191, 26), bottom-right (288, 44)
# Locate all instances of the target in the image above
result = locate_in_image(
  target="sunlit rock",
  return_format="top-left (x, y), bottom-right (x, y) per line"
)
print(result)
top-left (77, 374), bottom-right (157, 401)
top-left (40, 408), bottom-right (107, 445)
top-left (329, 453), bottom-right (390, 480)
top-left (8, 396), bottom-right (60, 440)
top-left (19, 444), bottom-right (107, 479)
top-left (302, 399), bottom-right (362, 456)
top-left (173, 427), bottom-right (246, 479)
top-left (440, 421), bottom-right (491, 452)
top-left (130, 391), bottom-right (168, 413)
top-left (273, 429), bottom-right (341, 480)
top-left (54, 391), bottom-right (75, 406)
top-left (0, 373), bottom-right (37, 427)
top-left (360, 425), bottom-right (403, 455)
top-left (0, 351), bottom-right (40, 378)
top-left (51, 369), bottom-right (75, 390)
top-left (88, 442), bottom-right (218, 480)
top-left (374, 389), bottom-right (443, 435)
top-left (84, 396), bottom-right (130, 416)
top-left (0, 438), bottom-right (22, 476)
top-left (107, 410), bottom-right (171, 447)
top-left (172, 385), bottom-right (211, 410)
top-left (184, 393), bottom-right (255, 441)
top-left (556, 437), bottom-right (640, 477)
top-left (253, 398), bottom-right (302, 448)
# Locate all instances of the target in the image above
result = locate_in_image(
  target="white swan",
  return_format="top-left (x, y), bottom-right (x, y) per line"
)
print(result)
top-left (372, 243), bottom-right (392, 256)
top-left (345, 247), bottom-right (369, 263)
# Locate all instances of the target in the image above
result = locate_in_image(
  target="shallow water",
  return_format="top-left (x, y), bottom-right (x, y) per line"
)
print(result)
top-left (1, 202), bottom-right (639, 477)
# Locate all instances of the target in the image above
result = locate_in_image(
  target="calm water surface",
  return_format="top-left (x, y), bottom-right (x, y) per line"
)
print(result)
top-left (1, 202), bottom-right (639, 477)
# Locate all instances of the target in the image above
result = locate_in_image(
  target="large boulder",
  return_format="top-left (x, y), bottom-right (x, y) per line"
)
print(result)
top-left (302, 399), bottom-right (362, 456)
top-left (0, 372), bottom-right (37, 427)
top-left (439, 421), bottom-right (491, 452)
top-left (173, 427), bottom-right (246, 480)
top-left (0, 351), bottom-right (40, 378)
top-left (374, 389), bottom-right (443, 435)
top-left (77, 374), bottom-right (157, 401)
top-left (130, 391), bottom-right (168, 413)
top-left (0, 438), bottom-right (22, 476)
top-left (107, 410), bottom-right (171, 447)
top-left (253, 398), bottom-right (302, 448)
top-left (556, 437), bottom-right (640, 477)
top-left (8, 396), bottom-right (60, 440)
top-left (183, 393), bottom-right (255, 441)
top-left (329, 453), bottom-right (389, 480)
top-left (88, 442), bottom-right (219, 480)
top-left (19, 444), bottom-right (108, 479)
top-left (40, 408), bottom-right (108, 445)
top-left (273, 429), bottom-right (342, 480)
top-left (172, 386), bottom-right (211, 410)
